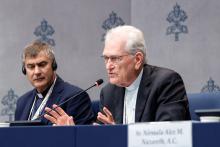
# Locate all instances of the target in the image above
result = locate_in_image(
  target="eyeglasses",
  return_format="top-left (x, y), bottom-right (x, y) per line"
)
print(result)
top-left (101, 54), bottom-right (131, 64)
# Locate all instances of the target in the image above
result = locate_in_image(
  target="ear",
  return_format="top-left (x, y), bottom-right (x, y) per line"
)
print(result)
top-left (134, 52), bottom-right (144, 70)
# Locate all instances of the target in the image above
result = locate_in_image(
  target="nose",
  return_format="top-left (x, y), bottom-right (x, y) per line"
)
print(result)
top-left (106, 60), bottom-right (114, 71)
top-left (33, 66), bottom-right (41, 75)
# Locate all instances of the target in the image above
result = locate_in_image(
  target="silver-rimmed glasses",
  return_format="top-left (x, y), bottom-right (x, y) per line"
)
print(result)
top-left (101, 54), bottom-right (131, 64)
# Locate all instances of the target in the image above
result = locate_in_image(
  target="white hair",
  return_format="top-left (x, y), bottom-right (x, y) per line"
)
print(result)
top-left (105, 25), bottom-right (147, 63)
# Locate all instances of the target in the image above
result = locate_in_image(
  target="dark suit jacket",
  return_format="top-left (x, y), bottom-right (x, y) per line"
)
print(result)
top-left (15, 76), bottom-right (95, 125)
top-left (100, 64), bottom-right (191, 124)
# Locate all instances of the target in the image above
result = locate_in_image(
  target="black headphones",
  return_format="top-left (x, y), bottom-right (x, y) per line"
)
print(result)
top-left (22, 59), bottom-right (57, 75)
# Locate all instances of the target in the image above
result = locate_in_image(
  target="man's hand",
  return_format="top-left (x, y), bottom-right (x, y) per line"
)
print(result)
top-left (97, 107), bottom-right (115, 125)
top-left (44, 104), bottom-right (75, 126)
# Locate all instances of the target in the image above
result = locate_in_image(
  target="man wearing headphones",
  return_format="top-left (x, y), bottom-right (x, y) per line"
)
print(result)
top-left (15, 40), bottom-right (95, 125)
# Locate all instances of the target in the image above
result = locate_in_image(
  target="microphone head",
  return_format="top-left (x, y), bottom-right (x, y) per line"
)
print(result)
top-left (95, 79), bottom-right (104, 86)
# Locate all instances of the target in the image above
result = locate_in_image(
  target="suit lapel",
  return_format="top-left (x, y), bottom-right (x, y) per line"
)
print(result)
top-left (46, 77), bottom-right (64, 107)
top-left (42, 77), bottom-right (64, 124)
top-left (135, 65), bottom-right (152, 122)
top-left (21, 91), bottom-right (35, 120)
top-left (113, 86), bottom-right (125, 124)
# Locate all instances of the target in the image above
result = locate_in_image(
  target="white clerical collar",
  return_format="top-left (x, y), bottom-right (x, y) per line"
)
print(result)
top-left (126, 69), bottom-right (143, 91)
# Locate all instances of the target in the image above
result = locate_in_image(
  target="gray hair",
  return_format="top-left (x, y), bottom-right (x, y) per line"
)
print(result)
top-left (105, 25), bottom-right (147, 63)
top-left (22, 40), bottom-right (55, 63)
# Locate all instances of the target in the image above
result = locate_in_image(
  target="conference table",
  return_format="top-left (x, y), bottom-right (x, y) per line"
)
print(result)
top-left (0, 121), bottom-right (219, 147)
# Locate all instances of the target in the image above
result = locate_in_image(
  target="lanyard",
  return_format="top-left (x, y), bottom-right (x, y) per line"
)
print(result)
top-left (28, 77), bottom-right (57, 120)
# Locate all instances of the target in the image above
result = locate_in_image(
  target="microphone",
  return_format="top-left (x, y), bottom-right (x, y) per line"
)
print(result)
top-left (35, 79), bottom-right (104, 120)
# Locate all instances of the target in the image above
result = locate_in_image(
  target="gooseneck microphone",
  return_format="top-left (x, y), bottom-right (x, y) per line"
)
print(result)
top-left (35, 79), bottom-right (104, 120)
